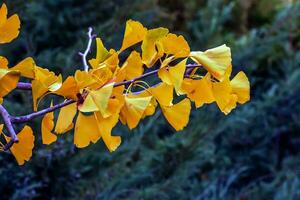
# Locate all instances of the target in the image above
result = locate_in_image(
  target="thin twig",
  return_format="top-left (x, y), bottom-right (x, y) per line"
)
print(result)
top-left (78, 27), bottom-right (96, 72)
top-left (0, 105), bottom-right (18, 151)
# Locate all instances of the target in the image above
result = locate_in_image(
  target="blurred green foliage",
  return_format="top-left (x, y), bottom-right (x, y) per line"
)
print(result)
top-left (0, 0), bottom-right (300, 199)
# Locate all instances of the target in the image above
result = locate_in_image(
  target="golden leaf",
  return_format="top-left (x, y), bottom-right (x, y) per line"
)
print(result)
top-left (141, 27), bottom-right (169, 67)
top-left (74, 112), bottom-right (101, 148)
top-left (55, 102), bottom-right (77, 134)
top-left (190, 44), bottom-right (231, 80)
top-left (161, 98), bottom-right (191, 131)
top-left (7, 126), bottom-right (35, 165)
top-left (120, 20), bottom-right (147, 52)
top-left (0, 3), bottom-right (20, 44)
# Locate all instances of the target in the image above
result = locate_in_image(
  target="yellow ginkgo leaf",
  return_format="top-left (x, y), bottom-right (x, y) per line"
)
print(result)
top-left (7, 126), bottom-right (35, 165)
top-left (74, 112), bottom-right (101, 148)
top-left (182, 73), bottom-right (215, 108)
top-left (212, 77), bottom-right (237, 115)
top-left (134, 89), bottom-right (157, 119)
top-left (160, 33), bottom-right (190, 57)
top-left (0, 56), bottom-right (8, 69)
top-left (230, 71), bottom-right (250, 104)
top-left (54, 76), bottom-right (79, 100)
top-left (158, 59), bottom-right (187, 95)
top-left (102, 49), bottom-right (119, 72)
top-left (10, 57), bottom-right (36, 79)
top-left (48, 74), bottom-right (62, 92)
top-left (121, 51), bottom-right (144, 80)
top-left (121, 95), bottom-right (152, 129)
top-left (90, 65), bottom-right (113, 88)
top-left (141, 27), bottom-right (169, 67)
top-left (94, 111), bottom-right (121, 152)
top-left (161, 98), bottom-right (191, 131)
top-left (150, 83), bottom-right (173, 106)
top-left (0, 69), bottom-right (20, 98)
top-left (55, 102), bottom-right (77, 134)
top-left (120, 20), bottom-right (147, 52)
top-left (0, 3), bottom-right (20, 44)
top-left (190, 44), bottom-right (231, 80)
top-left (41, 109), bottom-right (57, 145)
top-left (79, 82), bottom-right (114, 118)
top-left (223, 94), bottom-right (238, 115)
top-left (31, 79), bottom-right (48, 111)
top-left (74, 70), bottom-right (98, 89)
top-left (0, 124), bottom-right (4, 135)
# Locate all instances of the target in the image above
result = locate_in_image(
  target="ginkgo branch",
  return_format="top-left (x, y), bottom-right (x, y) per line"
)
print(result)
top-left (78, 27), bottom-right (96, 72)
top-left (0, 105), bottom-right (18, 151)
top-left (12, 63), bottom-right (200, 123)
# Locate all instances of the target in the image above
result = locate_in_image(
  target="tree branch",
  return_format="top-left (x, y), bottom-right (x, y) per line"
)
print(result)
top-left (0, 105), bottom-right (18, 151)
top-left (16, 64), bottom-right (201, 90)
top-left (11, 99), bottom-right (76, 123)
top-left (11, 64), bottom-right (200, 124)
top-left (78, 27), bottom-right (96, 72)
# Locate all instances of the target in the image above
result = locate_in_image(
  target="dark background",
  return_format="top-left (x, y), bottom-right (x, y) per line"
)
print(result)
top-left (0, 0), bottom-right (300, 199)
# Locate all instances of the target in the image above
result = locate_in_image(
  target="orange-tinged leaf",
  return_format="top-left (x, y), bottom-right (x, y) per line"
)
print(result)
top-left (79, 83), bottom-right (114, 117)
top-left (121, 51), bottom-right (143, 80)
top-left (10, 57), bottom-right (36, 79)
top-left (0, 56), bottom-right (8, 69)
top-left (41, 109), bottom-right (57, 145)
top-left (7, 126), bottom-right (35, 165)
top-left (230, 71), bottom-right (250, 104)
top-left (0, 123), bottom-right (3, 134)
top-left (141, 27), bottom-right (169, 67)
top-left (0, 69), bottom-right (20, 98)
top-left (74, 112), bottom-right (101, 148)
top-left (55, 102), bottom-right (77, 134)
top-left (161, 98), bottom-right (191, 131)
top-left (120, 20), bottom-right (147, 52)
top-left (54, 76), bottom-right (79, 100)
top-left (182, 74), bottom-right (215, 108)
top-left (190, 44), bottom-right (231, 80)
top-left (94, 111), bottom-right (121, 152)
top-left (121, 95), bottom-right (152, 129)
top-left (0, 4), bottom-right (20, 44)
top-left (150, 83), bottom-right (173, 106)
top-left (161, 33), bottom-right (190, 57)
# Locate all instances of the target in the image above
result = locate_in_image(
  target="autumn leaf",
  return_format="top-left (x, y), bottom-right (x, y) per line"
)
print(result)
top-left (41, 106), bottom-right (57, 145)
top-left (0, 3), bottom-right (20, 44)
top-left (74, 112), bottom-right (101, 148)
top-left (141, 27), bottom-right (169, 67)
top-left (55, 102), bottom-right (77, 134)
top-left (6, 126), bottom-right (35, 165)
top-left (120, 20), bottom-right (147, 52)
top-left (120, 95), bottom-right (152, 129)
top-left (190, 44), bottom-right (231, 80)
top-left (0, 68), bottom-right (20, 99)
top-left (161, 98), bottom-right (191, 131)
